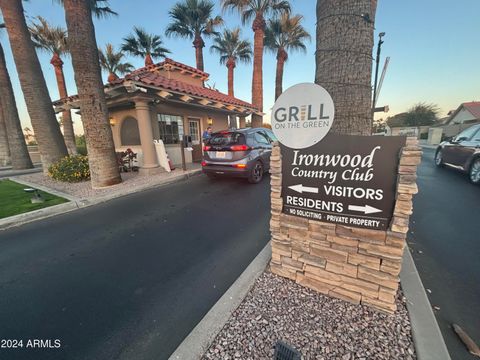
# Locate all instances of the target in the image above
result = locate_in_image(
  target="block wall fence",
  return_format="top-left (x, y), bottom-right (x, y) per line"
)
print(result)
top-left (269, 137), bottom-right (422, 313)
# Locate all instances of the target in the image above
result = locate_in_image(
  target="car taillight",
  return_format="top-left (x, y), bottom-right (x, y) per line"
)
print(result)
top-left (230, 144), bottom-right (249, 151)
top-left (201, 161), bottom-right (207, 166)
top-left (203, 145), bottom-right (211, 151)
top-left (234, 164), bottom-right (247, 168)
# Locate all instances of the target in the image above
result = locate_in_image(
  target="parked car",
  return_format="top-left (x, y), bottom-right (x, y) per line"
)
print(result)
top-left (435, 124), bottom-right (480, 184)
top-left (202, 128), bottom-right (277, 183)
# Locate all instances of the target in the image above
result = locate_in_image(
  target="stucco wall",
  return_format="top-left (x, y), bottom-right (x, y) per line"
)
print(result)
top-left (450, 108), bottom-right (476, 124)
top-left (108, 102), bottom-right (230, 166)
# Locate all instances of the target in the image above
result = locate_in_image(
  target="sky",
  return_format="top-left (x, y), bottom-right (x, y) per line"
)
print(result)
top-left (1, 0), bottom-right (479, 135)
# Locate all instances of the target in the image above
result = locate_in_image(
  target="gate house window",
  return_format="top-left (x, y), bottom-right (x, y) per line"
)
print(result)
top-left (157, 114), bottom-right (184, 144)
top-left (189, 120), bottom-right (199, 142)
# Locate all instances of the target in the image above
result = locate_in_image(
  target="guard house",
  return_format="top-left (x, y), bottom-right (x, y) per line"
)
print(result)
top-left (53, 58), bottom-right (260, 172)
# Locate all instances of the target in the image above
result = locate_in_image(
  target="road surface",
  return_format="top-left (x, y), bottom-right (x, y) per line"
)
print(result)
top-left (0, 175), bottom-right (271, 360)
top-left (408, 147), bottom-right (480, 360)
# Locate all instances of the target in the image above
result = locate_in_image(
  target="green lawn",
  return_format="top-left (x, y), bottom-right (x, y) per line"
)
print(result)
top-left (0, 179), bottom-right (68, 219)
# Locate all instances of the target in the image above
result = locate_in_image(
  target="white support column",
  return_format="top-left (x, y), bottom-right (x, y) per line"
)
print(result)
top-left (239, 116), bottom-right (247, 128)
top-left (135, 99), bottom-right (159, 170)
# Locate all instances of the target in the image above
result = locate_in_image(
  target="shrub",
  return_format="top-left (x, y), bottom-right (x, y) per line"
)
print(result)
top-left (48, 155), bottom-right (90, 182)
top-left (76, 145), bottom-right (88, 156)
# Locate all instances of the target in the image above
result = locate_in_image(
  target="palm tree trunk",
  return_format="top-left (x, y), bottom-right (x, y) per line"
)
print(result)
top-left (226, 58), bottom-right (235, 97)
top-left (0, 99), bottom-right (11, 167)
top-left (275, 48), bottom-right (288, 101)
top-left (0, 0), bottom-right (67, 172)
top-left (144, 53), bottom-right (154, 67)
top-left (315, 0), bottom-right (375, 135)
top-left (0, 42), bottom-right (33, 169)
top-left (63, 0), bottom-right (121, 188)
top-left (251, 14), bottom-right (265, 128)
top-left (51, 53), bottom-right (77, 155)
top-left (193, 34), bottom-right (205, 72)
top-left (108, 72), bottom-right (119, 83)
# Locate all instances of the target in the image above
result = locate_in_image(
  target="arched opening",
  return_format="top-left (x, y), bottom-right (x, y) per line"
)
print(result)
top-left (120, 116), bottom-right (141, 146)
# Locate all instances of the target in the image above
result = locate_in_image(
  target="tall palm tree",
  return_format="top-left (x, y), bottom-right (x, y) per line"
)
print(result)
top-left (210, 28), bottom-right (252, 97)
top-left (265, 14), bottom-right (310, 101)
top-left (99, 43), bottom-right (134, 83)
top-left (0, 98), bottom-right (11, 167)
top-left (29, 16), bottom-right (77, 155)
top-left (122, 27), bottom-right (170, 67)
top-left (63, 0), bottom-right (121, 187)
top-left (0, 40), bottom-right (33, 169)
top-left (166, 0), bottom-right (223, 72)
top-left (315, 0), bottom-right (376, 135)
top-left (0, 0), bottom-right (67, 172)
top-left (222, 0), bottom-right (290, 127)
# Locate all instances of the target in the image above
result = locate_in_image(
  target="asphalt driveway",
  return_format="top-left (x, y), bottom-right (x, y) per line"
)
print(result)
top-left (0, 174), bottom-right (271, 360)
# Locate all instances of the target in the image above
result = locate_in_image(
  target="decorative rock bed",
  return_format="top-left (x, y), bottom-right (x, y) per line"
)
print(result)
top-left (203, 271), bottom-right (416, 360)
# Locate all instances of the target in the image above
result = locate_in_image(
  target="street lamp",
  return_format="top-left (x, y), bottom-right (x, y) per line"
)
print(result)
top-left (372, 32), bottom-right (386, 110)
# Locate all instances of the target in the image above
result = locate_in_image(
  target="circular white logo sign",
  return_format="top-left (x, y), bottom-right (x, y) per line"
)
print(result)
top-left (271, 83), bottom-right (334, 149)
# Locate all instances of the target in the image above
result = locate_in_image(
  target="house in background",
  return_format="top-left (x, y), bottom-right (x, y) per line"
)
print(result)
top-left (53, 58), bottom-right (260, 172)
top-left (440, 101), bottom-right (480, 136)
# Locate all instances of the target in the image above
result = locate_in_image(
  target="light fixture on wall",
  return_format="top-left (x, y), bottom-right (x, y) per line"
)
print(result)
top-left (207, 116), bottom-right (213, 126)
top-left (109, 116), bottom-right (116, 126)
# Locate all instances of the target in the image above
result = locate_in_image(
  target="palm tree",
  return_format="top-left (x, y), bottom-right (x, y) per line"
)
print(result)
top-left (62, 0), bottom-right (121, 187)
top-left (99, 43), bottom-right (134, 83)
top-left (315, 0), bottom-right (376, 135)
top-left (0, 39), bottom-right (33, 169)
top-left (0, 98), bottom-right (11, 167)
top-left (29, 16), bottom-right (77, 155)
top-left (0, 0), bottom-right (67, 172)
top-left (265, 14), bottom-right (310, 100)
top-left (166, 0), bottom-right (223, 72)
top-left (222, 0), bottom-right (290, 127)
top-left (122, 27), bottom-right (170, 67)
top-left (210, 28), bottom-right (252, 97)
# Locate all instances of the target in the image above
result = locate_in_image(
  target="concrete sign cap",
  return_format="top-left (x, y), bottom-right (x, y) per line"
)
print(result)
top-left (271, 83), bottom-right (334, 149)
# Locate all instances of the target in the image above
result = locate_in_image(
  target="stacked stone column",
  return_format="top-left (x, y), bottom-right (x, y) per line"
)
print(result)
top-left (269, 137), bottom-right (422, 313)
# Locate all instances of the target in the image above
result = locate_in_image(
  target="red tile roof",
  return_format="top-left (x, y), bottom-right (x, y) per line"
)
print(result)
top-left (158, 58), bottom-right (209, 78)
top-left (54, 59), bottom-right (257, 112)
top-left (108, 62), bottom-right (257, 110)
top-left (463, 101), bottom-right (480, 119)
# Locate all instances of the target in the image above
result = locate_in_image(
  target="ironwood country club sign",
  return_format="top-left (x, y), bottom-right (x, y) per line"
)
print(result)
top-left (271, 83), bottom-right (406, 231)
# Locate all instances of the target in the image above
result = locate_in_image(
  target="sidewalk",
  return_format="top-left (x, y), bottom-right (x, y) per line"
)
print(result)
top-left (1, 164), bottom-right (202, 230)
top-left (418, 140), bottom-right (438, 150)
top-left (0, 163), bottom-right (43, 179)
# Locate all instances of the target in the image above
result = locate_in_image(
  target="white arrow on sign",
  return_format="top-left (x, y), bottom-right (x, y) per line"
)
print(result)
top-left (288, 184), bottom-right (319, 194)
top-left (348, 204), bottom-right (382, 215)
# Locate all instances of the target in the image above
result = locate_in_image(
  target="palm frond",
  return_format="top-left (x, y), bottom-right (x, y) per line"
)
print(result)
top-left (210, 27), bottom-right (252, 65)
top-left (121, 26), bottom-right (170, 61)
top-left (29, 16), bottom-right (68, 56)
top-left (167, 0), bottom-right (222, 39)
top-left (99, 43), bottom-right (133, 75)
top-left (264, 13), bottom-right (310, 60)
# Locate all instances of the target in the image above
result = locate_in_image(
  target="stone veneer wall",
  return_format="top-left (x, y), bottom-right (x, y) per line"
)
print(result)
top-left (269, 137), bottom-right (422, 313)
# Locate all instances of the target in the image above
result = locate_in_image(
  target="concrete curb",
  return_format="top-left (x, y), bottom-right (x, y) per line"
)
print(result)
top-left (0, 202), bottom-right (80, 230)
top-left (400, 248), bottom-right (451, 360)
top-left (420, 144), bottom-right (437, 150)
top-left (169, 242), bottom-right (272, 360)
top-left (1, 169), bottom-right (202, 231)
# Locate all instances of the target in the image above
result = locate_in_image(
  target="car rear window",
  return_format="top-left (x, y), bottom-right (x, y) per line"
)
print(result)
top-left (208, 132), bottom-right (246, 146)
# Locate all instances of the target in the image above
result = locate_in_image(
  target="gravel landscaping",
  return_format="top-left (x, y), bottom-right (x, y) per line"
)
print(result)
top-left (203, 271), bottom-right (416, 360)
top-left (13, 165), bottom-right (201, 200)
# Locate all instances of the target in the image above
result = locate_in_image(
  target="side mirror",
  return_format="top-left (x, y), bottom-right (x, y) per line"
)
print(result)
top-left (456, 136), bottom-right (468, 142)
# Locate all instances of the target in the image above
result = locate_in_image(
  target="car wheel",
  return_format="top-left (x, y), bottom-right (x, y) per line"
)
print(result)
top-left (434, 149), bottom-right (444, 167)
top-left (248, 161), bottom-right (263, 184)
top-left (469, 158), bottom-right (480, 184)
